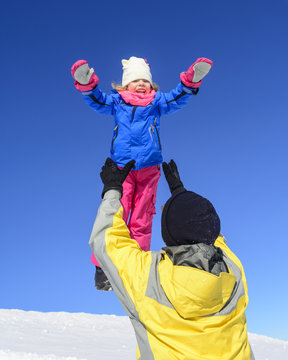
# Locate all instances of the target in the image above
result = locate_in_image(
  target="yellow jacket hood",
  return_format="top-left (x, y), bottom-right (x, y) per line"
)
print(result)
top-left (159, 252), bottom-right (236, 318)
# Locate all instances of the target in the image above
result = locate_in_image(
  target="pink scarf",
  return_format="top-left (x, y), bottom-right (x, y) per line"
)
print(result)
top-left (119, 90), bottom-right (156, 106)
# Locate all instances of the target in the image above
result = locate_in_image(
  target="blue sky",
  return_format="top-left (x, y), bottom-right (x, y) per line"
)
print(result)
top-left (1, 0), bottom-right (287, 341)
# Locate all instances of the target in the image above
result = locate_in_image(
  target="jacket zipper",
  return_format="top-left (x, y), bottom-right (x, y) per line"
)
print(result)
top-left (154, 117), bottom-right (162, 150)
top-left (149, 125), bottom-right (154, 142)
top-left (111, 124), bottom-right (119, 152)
top-left (149, 119), bottom-right (162, 151)
top-left (131, 106), bottom-right (137, 122)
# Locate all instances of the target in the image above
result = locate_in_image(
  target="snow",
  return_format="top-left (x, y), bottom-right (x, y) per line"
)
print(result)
top-left (0, 309), bottom-right (287, 360)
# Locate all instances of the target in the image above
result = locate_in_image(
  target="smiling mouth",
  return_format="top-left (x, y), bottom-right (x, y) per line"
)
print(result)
top-left (136, 88), bottom-right (146, 93)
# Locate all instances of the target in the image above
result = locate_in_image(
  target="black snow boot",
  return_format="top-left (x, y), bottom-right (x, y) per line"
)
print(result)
top-left (94, 266), bottom-right (113, 291)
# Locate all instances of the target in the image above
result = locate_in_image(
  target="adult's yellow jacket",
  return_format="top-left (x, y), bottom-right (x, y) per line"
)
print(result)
top-left (89, 190), bottom-right (254, 360)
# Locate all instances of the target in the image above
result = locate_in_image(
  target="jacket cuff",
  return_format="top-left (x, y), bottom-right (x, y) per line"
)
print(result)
top-left (180, 72), bottom-right (202, 89)
top-left (103, 189), bottom-right (122, 200)
top-left (81, 85), bottom-right (98, 96)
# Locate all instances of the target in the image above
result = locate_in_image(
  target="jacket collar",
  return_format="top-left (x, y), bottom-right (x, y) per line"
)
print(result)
top-left (162, 243), bottom-right (228, 276)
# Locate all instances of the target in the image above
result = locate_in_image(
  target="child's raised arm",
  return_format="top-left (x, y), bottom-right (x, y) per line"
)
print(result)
top-left (71, 59), bottom-right (115, 116)
top-left (158, 58), bottom-right (213, 116)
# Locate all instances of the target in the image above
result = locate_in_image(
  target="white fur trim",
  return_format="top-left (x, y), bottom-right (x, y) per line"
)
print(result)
top-left (121, 56), bottom-right (152, 87)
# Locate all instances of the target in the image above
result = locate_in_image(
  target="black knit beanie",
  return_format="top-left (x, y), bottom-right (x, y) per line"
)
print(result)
top-left (161, 190), bottom-right (221, 246)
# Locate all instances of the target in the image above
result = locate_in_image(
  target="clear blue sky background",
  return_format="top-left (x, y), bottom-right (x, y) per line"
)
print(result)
top-left (1, 0), bottom-right (287, 341)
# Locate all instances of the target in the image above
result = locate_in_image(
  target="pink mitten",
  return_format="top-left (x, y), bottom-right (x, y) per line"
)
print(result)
top-left (180, 58), bottom-right (213, 88)
top-left (71, 60), bottom-right (99, 91)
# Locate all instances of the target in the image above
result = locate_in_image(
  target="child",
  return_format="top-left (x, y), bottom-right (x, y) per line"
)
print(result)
top-left (71, 56), bottom-right (213, 290)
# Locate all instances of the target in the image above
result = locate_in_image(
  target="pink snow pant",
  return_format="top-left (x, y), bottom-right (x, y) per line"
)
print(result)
top-left (91, 165), bottom-right (161, 267)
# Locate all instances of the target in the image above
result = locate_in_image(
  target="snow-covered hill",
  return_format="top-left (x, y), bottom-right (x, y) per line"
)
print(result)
top-left (0, 309), bottom-right (287, 359)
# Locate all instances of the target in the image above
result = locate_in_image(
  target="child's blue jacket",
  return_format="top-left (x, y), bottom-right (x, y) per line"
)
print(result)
top-left (82, 83), bottom-right (197, 170)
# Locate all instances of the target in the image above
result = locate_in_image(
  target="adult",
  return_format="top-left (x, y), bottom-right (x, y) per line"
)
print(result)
top-left (89, 158), bottom-right (254, 359)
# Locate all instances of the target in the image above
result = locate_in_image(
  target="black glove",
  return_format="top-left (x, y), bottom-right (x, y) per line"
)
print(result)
top-left (100, 158), bottom-right (135, 198)
top-left (162, 160), bottom-right (185, 195)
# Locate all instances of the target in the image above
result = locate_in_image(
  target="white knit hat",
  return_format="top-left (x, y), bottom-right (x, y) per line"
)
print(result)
top-left (121, 56), bottom-right (153, 87)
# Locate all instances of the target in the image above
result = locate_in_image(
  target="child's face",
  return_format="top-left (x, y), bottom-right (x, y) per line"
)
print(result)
top-left (127, 79), bottom-right (152, 94)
